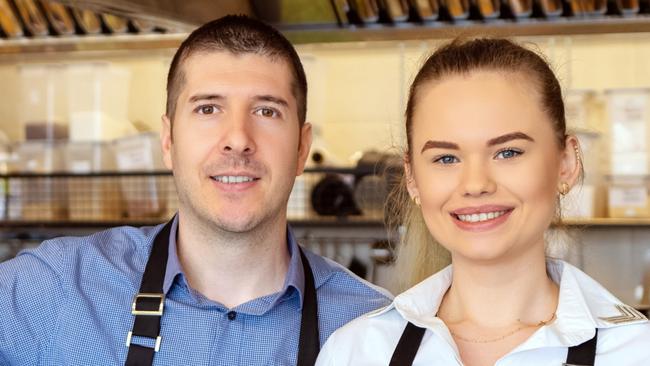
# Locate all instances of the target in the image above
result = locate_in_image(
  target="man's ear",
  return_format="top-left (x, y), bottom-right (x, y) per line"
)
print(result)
top-left (161, 115), bottom-right (173, 170)
top-left (296, 122), bottom-right (313, 176)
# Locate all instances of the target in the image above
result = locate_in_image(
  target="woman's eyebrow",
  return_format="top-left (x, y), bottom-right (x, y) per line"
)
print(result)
top-left (487, 132), bottom-right (534, 146)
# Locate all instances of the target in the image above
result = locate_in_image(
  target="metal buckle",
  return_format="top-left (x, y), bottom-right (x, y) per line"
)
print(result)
top-left (131, 293), bottom-right (165, 316)
top-left (126, 331), bottom-right (162, 352)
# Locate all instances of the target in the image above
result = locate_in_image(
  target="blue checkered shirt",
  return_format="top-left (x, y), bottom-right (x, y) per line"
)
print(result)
top-left (0, 218), bottom-right (391, 365)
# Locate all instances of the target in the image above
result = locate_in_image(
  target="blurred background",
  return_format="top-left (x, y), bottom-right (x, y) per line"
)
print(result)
top-left (1, 0), bottom-right (650, 307)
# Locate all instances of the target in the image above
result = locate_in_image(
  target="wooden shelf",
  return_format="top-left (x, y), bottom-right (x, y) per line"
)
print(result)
top-left (1, 16), bottom-right (650, 57)
top-left (0, 33), bottom-right (185, 58)
top-left (284, 15), bottom-right (650, 44)
top-left (562, 218), bottom-right (650, 227)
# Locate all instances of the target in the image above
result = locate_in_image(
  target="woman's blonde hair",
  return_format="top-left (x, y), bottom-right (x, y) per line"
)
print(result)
top-left (389, 38), bottom-right (575, 292)
top-left (387, 174), bottom-right (451, 293)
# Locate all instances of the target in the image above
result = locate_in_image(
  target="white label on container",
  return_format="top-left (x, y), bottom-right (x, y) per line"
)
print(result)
top-left (566, 93), bottom-right (588, 129)
top-left (115, 139), bottom-right (154, 171)
top-left (609, 187), bottom-right (647, 207)
top-left (609, 92), bottom-right (649, 153)
top-left (609, 93), bottom-right (648, 124)
top-left (611, 152), bottom-right (648, 175)
top-left (70, 160), bottom-right (92, 173)
top-left (612, 121), bottom-right (647, 152)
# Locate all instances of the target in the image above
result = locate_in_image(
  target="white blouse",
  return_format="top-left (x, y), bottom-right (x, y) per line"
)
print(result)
top-left (316, 260), bottom-right (650, 365)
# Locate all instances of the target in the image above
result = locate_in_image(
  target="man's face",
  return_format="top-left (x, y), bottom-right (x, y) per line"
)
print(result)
top-left (161, 51), bottom-right (312, 234)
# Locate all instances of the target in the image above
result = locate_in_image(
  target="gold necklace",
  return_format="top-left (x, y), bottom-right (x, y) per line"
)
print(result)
top-left (448, 313), bottom-right (556, 344)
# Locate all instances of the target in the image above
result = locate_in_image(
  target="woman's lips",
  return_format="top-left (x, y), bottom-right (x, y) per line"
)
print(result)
top-left (450, 206), bottom-right (514, 232)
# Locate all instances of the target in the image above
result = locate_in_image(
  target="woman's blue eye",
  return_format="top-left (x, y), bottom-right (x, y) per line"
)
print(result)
top-left (495, 149), bottom-right (522, 159)
top-left (433, 155), bottom-right (459, 164)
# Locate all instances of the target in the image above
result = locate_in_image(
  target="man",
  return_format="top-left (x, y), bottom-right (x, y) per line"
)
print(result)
top-left (0, 15), bottom-right (391, 365)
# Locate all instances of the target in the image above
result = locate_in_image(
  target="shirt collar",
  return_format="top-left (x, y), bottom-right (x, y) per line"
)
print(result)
top-left (282, 226), bottom-right (306, 309)
top-left (162, 215), bottom-right (182, 294)
top-left (162, 217), bottom-right (306, 309)
top-left (376, 259), bottom-right (645, 350)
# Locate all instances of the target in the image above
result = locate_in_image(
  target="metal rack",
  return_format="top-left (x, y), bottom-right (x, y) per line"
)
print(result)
top-left (0, 167), bottom-right (393, 235)
top-left (0, 168), bottom-right (397, 282)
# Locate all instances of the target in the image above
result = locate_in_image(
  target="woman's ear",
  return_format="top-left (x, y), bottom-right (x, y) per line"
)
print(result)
top-left (558, 135), bottom-right (582, 192)
top-left (404, 156), bottom-right (420, 201)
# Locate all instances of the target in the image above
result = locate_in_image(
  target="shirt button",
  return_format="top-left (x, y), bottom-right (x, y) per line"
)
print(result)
top-left (227, 311), bottom-right (237, 321)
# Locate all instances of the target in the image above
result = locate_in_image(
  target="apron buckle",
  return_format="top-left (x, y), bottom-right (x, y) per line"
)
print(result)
top-left (131, 293), bottom-right (165, 316)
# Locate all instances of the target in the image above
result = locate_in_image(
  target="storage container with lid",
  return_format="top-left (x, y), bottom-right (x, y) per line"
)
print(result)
top-left (8, 140), bottom-right (67, 221)
top-left (606, 88), bottom-right (650, 175)
top-left (112, 132), bottom-right (168, 219)
top-left (18, 64), bottom-right (69, 141)
top-left (606, 175), bottom-right (650, 218)
top-left (66, 62), bottom-right (135, 141)
top-left (65, 141), bottom-right (122, 221)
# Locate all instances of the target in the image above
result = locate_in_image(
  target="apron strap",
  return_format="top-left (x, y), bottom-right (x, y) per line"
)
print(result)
top-left (124, 219), bottom-right (320, 366)
top-left (564, 329), bottom-right (598, 366)
top-left (125, 220), bottom-right (173, 366)
top-left (390, 322), bottom-right (598, 366)
top-left (296, 248), bottom-right (321, 366)
top-left (389, 322), bottom-right (426, 366)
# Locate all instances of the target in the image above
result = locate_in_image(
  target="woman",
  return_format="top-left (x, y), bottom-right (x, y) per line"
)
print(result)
top-left (316, 38), bottom-right (650, 365)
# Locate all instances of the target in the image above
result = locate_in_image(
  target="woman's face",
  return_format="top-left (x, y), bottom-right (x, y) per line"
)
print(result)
top-left (406, 71), bottom-right (579, 264)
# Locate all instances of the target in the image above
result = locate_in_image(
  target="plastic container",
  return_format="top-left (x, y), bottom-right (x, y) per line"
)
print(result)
top-left (561, 184), bottom-right (602, 219)
top-left (606, 88), bottom-right (650, 175)
top-left (18, 64), bottom-right (69, 141)
top-left (112, 132), bottom-right (167, 218)
top-left (66, 62), bottom-right (135, 141)
top-left (475, 0), bottom-right (500, 18)
top-left (0, 142), bottom-right (9, 220)
top-left (410, 0), bottom-right (439, 20)
top-left (566, 90), bottom-right (597, 131)
top-left (444, 0), bottom-right (470, 19)
top-left (506, 0), bottom-right (532, 17)
top-left (574, 130), bottom-right (602, 185)
top-left (9, 141), bottom-right (67, 220)
top-left (65, 141), bottom-right (122, 221)
top-left (607, 175), bottom-right (650, 218)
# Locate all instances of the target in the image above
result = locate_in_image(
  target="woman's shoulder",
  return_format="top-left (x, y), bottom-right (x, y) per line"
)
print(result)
top-left (597, 320), bottom-right (650, 362)
top-left (316, 305), bottom-right (409, 365)
top-left (331, 304), bottom-right (407, 342)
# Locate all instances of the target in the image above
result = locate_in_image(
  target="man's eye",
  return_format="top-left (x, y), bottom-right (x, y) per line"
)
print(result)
top-left (255, 108), bottom-right (279, 118)
top-left (197, 105), bottom-right (216, 115)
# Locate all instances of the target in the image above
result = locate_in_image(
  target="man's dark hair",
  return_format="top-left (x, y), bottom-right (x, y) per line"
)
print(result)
top-left (166, 15), bottom-right (308, 125)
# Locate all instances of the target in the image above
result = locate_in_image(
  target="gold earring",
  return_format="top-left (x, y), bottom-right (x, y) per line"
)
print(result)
top-left (574, 144), bottom-right (581, 164)
top-left (559, 182), bottom-right (570, 196)
top-left (414, 196), bottom-right (421, 206)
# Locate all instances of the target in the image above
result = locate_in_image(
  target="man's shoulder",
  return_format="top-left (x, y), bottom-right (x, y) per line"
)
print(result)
top-left (37, 224), bottom-right (158, 256)
top-left (302, 247), bottom-right (393, 302)
top-left (1, 223), bottom-right (164, 280)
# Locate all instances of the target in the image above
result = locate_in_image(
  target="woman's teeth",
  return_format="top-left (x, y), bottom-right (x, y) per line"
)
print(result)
top-left (457, 210), bottom-right (507, 223)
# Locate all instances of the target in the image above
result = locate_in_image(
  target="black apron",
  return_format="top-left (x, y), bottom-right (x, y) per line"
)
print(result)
top-left (389, 322), bottom-right (598, 366)
top-left (124, 219), bottom-right (320, 366)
